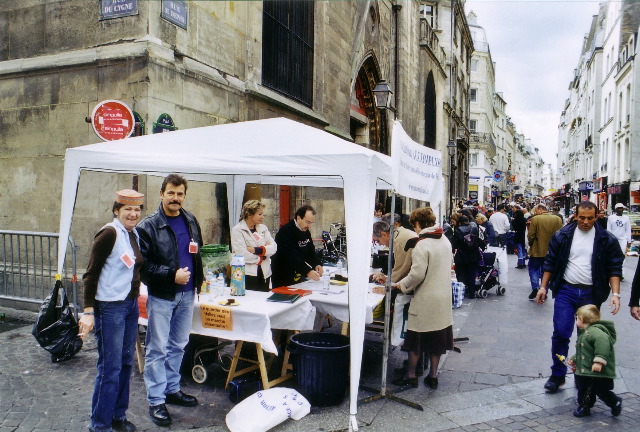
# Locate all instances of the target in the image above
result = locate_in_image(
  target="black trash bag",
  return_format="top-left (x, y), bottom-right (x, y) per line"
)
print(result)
top-left (32, 279), bottom-right (83, 363)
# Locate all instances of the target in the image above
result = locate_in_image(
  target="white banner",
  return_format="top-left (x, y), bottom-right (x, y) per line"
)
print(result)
top-left (391, 121), bottom-right (444, 204)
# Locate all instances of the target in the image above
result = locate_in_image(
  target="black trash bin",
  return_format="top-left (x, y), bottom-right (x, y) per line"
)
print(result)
top-left (287, 332), bottom-right (349, 407)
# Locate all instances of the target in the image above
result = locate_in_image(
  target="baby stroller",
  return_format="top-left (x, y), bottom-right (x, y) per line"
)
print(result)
top-left (475, 251), bottom-right (505, 298)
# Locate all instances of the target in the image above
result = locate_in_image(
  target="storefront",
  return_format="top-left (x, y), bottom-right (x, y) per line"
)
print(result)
top-left (630, 181), bottom-right (640, 213)
top-left (578, 180), bottom-right (594, 202)
top-left (606, 182), bottom-right (630, 209)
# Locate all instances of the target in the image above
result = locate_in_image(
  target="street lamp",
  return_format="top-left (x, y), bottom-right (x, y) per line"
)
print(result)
top-left (373, 79), bottom-right (393, 110)
top-left (447, 140), bottom-right (457, 215)
top-left (362, 79), bottom-right (422, 411)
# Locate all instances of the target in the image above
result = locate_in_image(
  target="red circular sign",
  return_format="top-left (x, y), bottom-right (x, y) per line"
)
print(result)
top-left (91, 100), bottom-right (135, 141)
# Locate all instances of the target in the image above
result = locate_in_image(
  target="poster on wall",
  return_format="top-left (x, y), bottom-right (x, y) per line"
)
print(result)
top-left (91, 100), bottom-right (135, 141)
top-left (468, 184), bottom-right (478, 201)
top-left (99, 0), bottom-right (138, 20)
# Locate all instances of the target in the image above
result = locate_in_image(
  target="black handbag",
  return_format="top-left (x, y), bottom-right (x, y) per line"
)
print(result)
top-left (32, 279), bottom-right (83, 363)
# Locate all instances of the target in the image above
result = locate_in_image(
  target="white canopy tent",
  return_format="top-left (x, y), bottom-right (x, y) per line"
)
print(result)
top-left (57, 117), bottom-right (396, 430)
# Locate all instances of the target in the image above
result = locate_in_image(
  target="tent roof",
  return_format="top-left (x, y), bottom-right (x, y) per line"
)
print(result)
top-left (67, 117), bottom-right (394, 184)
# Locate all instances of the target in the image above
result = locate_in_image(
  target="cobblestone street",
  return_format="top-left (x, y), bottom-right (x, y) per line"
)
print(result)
top-left (1, 255), bottom-right (639, 431)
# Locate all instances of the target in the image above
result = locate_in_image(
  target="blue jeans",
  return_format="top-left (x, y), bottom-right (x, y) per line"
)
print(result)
top-left (144, 291), bottom-right (194, 406)
top-left (528, 257), bottom-right (545, 290)
top-left (516, 242), bottom-right (527, 265)
top-left (550, 284), bottom-right (595, 377)
top-left (91, 298), bottom-right (139, 432)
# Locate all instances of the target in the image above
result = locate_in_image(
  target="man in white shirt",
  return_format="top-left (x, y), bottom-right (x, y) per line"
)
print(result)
top-left (535, 201), bottom-right (623, 394)
top-left (489, 203), bottom-right (511, 246)
top-left (607, 203), bottom-right (632, 279)
top-left (607, 203), bottom-right (631, 255)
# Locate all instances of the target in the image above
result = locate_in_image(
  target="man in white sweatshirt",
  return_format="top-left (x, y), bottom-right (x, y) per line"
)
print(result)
top-left (607, 203), bottom-right (631, 277)
top-left (607, 203), bottom-right (631, 255)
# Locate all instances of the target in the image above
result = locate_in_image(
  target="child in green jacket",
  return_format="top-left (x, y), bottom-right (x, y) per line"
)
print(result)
top-left (568, 304), bottom-right (622, 418)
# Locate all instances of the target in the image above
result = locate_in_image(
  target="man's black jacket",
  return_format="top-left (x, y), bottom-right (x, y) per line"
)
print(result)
top-left (137, 204), bottom-right (204, 299)
top-left (543, 221), bottom-right (623, 306)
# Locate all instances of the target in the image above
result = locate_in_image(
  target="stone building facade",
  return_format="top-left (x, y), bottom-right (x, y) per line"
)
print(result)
top-left (1, 1), bottom-right (471, 279)
top-left (467, 11), bottom-right (496, 206)
top-left (557, 0), bottom-right (640, 212)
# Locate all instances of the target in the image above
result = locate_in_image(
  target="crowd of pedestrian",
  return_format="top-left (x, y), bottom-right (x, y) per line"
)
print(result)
top-left (446, 197), bottom-right (639, 419)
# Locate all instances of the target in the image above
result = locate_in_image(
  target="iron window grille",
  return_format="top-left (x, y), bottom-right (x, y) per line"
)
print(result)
top-left (262, 0), bottom-right (315, 107)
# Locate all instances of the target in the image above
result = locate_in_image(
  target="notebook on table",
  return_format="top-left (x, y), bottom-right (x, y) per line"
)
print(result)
top-left (266, 293), bottom-right (300, 303)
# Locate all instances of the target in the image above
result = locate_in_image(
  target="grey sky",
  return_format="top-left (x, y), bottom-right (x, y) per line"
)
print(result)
top-left (465, 0), bottom-right (602, 168)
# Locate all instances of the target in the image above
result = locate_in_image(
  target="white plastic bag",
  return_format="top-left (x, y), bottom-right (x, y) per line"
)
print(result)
top-left (451, 281), bottom-right (465, 308)
top-left (391, 293), bottom-right (413, 346)
top-left (225, 387), bottom-right (311, 432)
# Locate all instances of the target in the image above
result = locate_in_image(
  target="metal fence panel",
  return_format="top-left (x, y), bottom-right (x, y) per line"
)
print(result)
top-left (0, 230), bottom-right (78, 315)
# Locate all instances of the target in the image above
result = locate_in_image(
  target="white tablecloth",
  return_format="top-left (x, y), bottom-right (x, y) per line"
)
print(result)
top-left (191, 290), bottom-right (316, 354)
top-left (292, 279), bottom-right (384, 324)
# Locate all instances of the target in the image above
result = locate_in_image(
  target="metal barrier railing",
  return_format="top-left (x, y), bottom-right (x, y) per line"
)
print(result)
top-left (0, 230), bottom-right (78, 317)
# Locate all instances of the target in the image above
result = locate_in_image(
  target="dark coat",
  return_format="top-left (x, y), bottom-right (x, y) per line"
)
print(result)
top-left (480, 221), bottom-right (497, 247)
top-left (543, 222), bottom-right (624, 306)
top-left (452, 223), bottom-right (482, 264)
top-left (511, 213), bottom-right (527, 244)
top-left (271, 219), bottom-right (321, 287)
top-left (137, 204), bottom-right (204, 300)
top-left (630, 259), bottom-right (640, 307)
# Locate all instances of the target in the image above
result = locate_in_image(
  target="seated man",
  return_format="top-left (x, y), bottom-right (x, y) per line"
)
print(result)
top-left (271, 205), bottom-right (324, 287)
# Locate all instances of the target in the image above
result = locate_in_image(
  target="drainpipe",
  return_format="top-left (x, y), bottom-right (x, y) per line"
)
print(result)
top-left (393, 1), bottom-right (401, 115)
top-left (449, 0), bottom-right (456, 213)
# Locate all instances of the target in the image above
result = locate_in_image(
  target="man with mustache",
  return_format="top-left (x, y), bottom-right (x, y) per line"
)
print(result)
top-left (137, 174), bottom-right (204, 427)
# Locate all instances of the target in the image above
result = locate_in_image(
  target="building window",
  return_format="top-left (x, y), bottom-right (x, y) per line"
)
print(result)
top-left (470, 152), bottom-right (478, 167)
top-left (469, 119), bottom-right (477, 132)
top-left (424, 71), bottom-right (437, 149)
top-left (420, 3), bottom-right (437, 29)
top-left (471, 59), bottom-right (478, 72)
top-left (470, 88), bottom-right (477, 102)
top-left (262, 0), bottom-right (315, 106)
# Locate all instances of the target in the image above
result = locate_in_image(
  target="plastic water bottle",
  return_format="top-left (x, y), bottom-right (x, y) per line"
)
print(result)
top-left (321, 274), bottom-right (330, 290)
top-left (215, 273), bottom-right (225, 297)
top-left (204, 271), bottom-right (214, 295)
top-left (336, 258), bottom-right (343, 272)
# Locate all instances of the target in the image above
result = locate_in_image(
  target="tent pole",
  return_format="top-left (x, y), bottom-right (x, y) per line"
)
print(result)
top-left (359, 192), bottom-right (423, 411)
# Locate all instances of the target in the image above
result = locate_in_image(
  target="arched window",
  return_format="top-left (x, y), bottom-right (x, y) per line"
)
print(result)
top-left (350, 56), bottom-right (383, 153)
top-left (424, 71), bottom-right (437, 148)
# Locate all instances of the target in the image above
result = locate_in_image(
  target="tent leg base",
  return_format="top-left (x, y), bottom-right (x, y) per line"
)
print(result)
top-left (358, 387), bottom-right (423, 411)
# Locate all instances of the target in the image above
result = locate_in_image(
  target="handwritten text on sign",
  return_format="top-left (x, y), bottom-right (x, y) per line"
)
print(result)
top-left (200, 304), bottom-right (232, 330)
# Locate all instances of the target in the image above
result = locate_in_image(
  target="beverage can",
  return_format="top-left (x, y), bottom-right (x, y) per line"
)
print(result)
top-left (230, 255), bottom-right (246, 296)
